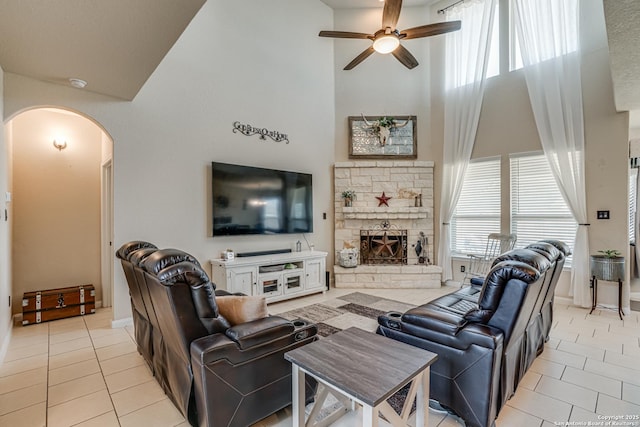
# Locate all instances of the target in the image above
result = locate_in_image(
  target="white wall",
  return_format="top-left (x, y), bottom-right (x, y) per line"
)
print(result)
top-left (0, 65), bottom-right (12, 362)
top-left (3, 0), bottom-right (335, 322)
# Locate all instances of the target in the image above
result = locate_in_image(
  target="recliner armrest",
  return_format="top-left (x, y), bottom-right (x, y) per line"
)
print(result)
top-left (225, 316), bottom-right (295, 350)
top-left (401, 305), bottom-right (468, 334)
top-left (191, 318), bottom-right (314, 366)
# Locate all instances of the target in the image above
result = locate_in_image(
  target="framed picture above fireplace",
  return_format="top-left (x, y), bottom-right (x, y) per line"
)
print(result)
top-left (348, 115), bottom-right (417, 159)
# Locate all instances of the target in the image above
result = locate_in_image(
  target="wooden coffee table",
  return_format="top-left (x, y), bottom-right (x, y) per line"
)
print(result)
top-left (284, 327), bottom-right (438, 427)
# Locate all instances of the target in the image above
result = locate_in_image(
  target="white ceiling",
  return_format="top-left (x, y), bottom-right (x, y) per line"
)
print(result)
top-left (0, 0), bottom-right (205, 100)
top-left (603, 0), bottom-right (640, 129)
top-left (0, 0), bottom-right (638, 130)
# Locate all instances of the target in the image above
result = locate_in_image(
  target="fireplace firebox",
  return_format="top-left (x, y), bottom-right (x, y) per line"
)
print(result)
top-left (360, 222), bottom-right (408, 265)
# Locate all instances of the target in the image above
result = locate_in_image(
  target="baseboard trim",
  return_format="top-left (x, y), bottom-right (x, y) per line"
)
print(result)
top-left (111, 317), bottom-right (133, 329)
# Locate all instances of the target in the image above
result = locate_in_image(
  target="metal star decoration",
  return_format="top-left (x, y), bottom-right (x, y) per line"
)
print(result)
top-left (376, 192), bottom-right (392, 207)
top-left (372, 232), bottom-right (399, 257)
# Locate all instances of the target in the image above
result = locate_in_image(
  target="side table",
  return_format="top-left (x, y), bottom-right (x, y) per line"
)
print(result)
top-left (589, 254), bottom-right (625, 320)
top-left (590, 276), bottom-right (623, 320)
top-left (284, 327), bottom-right (438, 427)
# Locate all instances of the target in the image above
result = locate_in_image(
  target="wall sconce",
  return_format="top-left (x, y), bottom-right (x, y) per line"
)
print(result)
top-left (53, 139), bottom-right (67, 151)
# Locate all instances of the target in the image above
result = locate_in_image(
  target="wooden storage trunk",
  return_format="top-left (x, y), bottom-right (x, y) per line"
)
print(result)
top-left (22, 285), bottom-right (95, 325)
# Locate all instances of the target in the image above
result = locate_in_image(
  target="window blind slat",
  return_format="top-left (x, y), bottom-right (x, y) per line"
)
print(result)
top-left (630, 169), bottom-right (637, 243)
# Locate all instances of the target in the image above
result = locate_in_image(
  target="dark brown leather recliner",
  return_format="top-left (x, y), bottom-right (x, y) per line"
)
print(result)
top-left (378, 243), bottom-right (564, 427)
top-left (116, 241), bottom-right (158, 372)
top-left (118, 246), bottom-right (318, 427)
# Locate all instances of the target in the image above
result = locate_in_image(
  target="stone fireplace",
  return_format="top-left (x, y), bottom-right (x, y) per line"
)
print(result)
top-left (334, 161), bottom-right (442, 288)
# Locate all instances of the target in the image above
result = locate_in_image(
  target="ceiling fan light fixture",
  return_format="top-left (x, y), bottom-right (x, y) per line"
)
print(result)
top-left (373, 35), bottom-right (399, 54)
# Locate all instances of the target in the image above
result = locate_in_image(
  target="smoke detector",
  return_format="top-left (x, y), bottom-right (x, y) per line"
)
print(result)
top-left (68, 78), bottom-right (87, 89)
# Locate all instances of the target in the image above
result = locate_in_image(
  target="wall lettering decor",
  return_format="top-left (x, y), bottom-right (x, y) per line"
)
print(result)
top-left (233, 121), bottom-right (289, 144)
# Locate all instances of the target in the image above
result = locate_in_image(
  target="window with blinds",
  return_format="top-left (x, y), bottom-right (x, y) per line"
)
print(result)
top-left (630, 168), bottom-right (637, 244)
top-left (510, 153), bottom-right (577, 264)
top-left (451, 157), bottom-right (501, 255)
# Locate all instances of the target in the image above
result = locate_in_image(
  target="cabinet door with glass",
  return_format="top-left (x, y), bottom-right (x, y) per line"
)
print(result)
top-left (283, 271), bottom-right (305, 295)
top-left (258, 272), bottom-right (283, 298)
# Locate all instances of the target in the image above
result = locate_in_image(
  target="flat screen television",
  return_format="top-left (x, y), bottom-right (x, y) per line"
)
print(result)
top-left (211, 162), bottom-right (313, 236)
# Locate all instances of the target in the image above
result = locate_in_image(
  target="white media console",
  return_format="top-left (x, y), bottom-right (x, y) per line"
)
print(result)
top-left (210, 250), bottom-right (327, 303)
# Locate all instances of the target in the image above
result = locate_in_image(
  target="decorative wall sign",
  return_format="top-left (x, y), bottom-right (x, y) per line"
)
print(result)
top-left (233, 121), bottom-right (289, 144)
top-left (349, 115), bottom-right (417, 159)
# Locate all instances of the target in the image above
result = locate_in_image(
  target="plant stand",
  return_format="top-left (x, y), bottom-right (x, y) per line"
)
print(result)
top-left (589, 255), bottom-right (624, 320)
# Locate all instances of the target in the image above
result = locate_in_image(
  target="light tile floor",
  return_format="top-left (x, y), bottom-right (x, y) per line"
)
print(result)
top-left (1, 286), bottom-right (639, 427)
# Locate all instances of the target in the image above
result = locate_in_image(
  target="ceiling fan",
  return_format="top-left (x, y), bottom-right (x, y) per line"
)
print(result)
top-left (319, 0), bottom-right (461, 70)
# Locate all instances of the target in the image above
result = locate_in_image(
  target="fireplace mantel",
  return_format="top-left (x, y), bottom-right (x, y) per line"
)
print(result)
top-left (342, 206), bottom-right (430, 220)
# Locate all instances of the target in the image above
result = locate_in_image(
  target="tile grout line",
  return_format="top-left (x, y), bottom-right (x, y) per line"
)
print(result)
top-left (46, 322), bottom-right (50, 427)
top-left (83, 314), bottom-right (123, 427)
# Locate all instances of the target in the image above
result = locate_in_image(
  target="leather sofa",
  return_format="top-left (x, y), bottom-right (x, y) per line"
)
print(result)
top-left (377, 240), bottom-right (569, 427)
top-left (117, 242), bottom-right (318, 427)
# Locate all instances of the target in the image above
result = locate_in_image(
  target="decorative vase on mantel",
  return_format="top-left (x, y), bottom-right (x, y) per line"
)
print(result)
top-left (341, 190), bottom-right (356, 207)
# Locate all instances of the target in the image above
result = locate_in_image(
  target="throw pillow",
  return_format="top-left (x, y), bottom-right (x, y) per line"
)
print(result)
top-left (216, 295), bottom-right (268, 326)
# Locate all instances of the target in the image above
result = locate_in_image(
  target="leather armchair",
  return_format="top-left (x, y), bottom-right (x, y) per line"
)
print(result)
top-left (378, 242), bottom-right (566, 427)
top-left (115, 241), bottom-right (158, 372)
top-left (117, 244), bottom-right (318, 426)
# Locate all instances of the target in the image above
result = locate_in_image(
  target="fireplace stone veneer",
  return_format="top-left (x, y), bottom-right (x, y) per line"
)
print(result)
top-left (334, 161), bottom-right (442, 288)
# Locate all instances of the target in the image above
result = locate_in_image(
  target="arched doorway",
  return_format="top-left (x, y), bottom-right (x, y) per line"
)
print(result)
top-left (7, 107), bottom-right (114, 317)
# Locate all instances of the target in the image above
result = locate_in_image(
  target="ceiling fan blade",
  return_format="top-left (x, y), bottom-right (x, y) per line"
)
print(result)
top-left (392, 44), bottom-right (419, 69)
top-left (401, 21), bottom-right (462, 40)
top-left (382, 0), bottom-right (403, 30)
top-left (319, 30), bottom-right (372, 39)
top-left (344, 46), bottom-right (376, 70)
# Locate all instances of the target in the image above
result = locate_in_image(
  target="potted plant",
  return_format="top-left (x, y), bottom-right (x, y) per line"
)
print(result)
top-left (590, 249), bottom-right (625, 281)
top-left (341, 190), bottom-right (357, 207)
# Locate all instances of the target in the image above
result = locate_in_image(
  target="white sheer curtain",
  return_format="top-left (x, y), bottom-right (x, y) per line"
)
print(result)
top-left (438, 0), bottom-right (496, 282)
top-left (513, 0), bottom-right (590, 307)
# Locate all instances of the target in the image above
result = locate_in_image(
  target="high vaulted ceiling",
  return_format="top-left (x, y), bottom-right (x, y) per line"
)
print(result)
top-left (0, 0), bottom-right (205, 100)
top-left (0, 0), bottom-right (638, 129)
top-left (603, 0), bottom-right (640, 128)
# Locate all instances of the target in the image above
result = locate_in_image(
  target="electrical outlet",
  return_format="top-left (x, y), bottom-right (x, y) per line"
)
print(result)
top-left (460, 265), bottom-right (466, 273)
top-left (597, 210), bottom-right (610, 219)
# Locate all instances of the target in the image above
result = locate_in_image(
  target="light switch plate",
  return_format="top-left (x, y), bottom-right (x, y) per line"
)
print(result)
top-left (5, 192), bottom-right (10, 202)
top-left (597, 210), bottom-right (610, 219)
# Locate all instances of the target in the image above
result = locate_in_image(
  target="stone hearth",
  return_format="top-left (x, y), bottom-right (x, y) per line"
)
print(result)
top-left (334, 161), bottom-right (442, 288)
